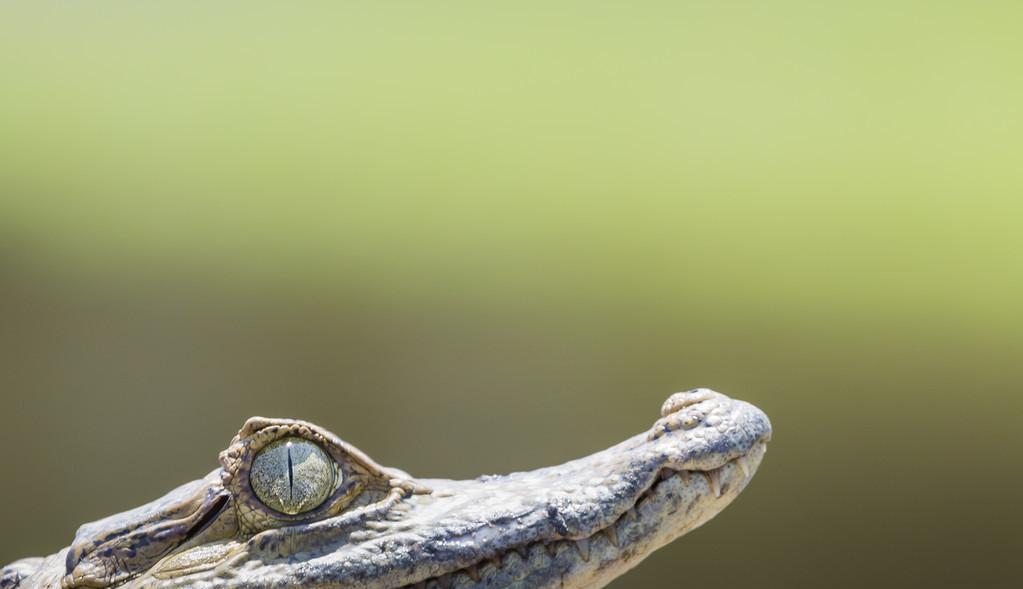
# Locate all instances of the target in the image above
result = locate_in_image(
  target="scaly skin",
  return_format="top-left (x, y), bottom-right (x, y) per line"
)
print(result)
top-left (1, 389), bottom-right (771, 589)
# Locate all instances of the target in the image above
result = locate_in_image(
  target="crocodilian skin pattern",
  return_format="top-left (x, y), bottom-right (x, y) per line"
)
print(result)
top-left (2, 389), bottom-right (772, 589)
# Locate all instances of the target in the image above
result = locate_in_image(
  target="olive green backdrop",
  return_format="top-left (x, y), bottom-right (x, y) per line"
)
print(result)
top-left (1, 2), bottom-right (1020, 587)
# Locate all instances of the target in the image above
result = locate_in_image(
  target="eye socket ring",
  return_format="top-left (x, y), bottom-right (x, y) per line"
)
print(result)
top-left (249, 437), bottom-right (339, 515)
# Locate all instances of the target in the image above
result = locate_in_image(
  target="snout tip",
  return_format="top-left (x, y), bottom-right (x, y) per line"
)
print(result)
top-left (649, 388), bottom-right (771, 464)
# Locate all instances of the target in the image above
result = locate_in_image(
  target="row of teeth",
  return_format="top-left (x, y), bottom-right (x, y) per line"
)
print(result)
top-left (401, 455), bottom-right (753, 589)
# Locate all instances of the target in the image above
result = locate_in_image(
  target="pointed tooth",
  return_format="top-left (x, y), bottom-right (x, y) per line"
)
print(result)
top-left (465, 565), bottom-right (480, 582)
top-left (488, 557), bottom-right (502, 569)
top-left (622, 509), bottom-right (637, 522)
top-left (545, 542), bottom-right (559, 557)
top-left (573, 537), bottom-right (591, 562)
top-left (703, 470), bottom-right (721, 497)
top-left (678, 470), bottom-right (690, 484)
top-left (602, 525), bottom-right (619, 548)
top-left (515, 545), bottom-right (529, 560)
top-left (737, 456), bottom-right (751, 477)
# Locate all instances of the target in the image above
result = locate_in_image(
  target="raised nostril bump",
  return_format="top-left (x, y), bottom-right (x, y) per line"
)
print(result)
top-left (660, 388), bottom-right (717, 417)
top-left (648, 389), bottom-right (725, 441)
top-left (681, 413), bottom-right (702, 429)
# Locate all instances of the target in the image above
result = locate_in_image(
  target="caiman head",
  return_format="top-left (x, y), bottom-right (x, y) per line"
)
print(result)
top-left (2, 389), bottom-right (772, 589)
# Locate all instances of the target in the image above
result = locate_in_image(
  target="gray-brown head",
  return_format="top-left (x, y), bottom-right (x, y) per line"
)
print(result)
top-left (3, 389), bottom-right (771, 589)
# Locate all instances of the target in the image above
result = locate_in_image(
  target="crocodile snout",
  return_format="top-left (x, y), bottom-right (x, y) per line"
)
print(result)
top-left (647, 388), bottom-right (772, 473)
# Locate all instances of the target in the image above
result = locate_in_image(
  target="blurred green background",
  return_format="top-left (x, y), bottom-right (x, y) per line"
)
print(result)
top-left (1, 2), bottom-right (1020, 587)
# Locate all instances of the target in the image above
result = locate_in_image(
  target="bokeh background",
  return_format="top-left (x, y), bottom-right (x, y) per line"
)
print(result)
top-left (1, 2), bottom-right (1021, 587)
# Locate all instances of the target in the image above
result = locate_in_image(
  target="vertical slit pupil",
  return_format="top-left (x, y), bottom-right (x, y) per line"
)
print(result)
top-left (287, 443), bottom-right (294, 501)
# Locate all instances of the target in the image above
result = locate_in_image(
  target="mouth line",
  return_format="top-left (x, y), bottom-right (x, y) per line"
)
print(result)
top-left (397, 442), bottom-right (766, 589)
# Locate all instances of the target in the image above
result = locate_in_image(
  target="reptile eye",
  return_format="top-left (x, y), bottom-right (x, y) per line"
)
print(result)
top-left (250, 437), bottom-right (338, 514)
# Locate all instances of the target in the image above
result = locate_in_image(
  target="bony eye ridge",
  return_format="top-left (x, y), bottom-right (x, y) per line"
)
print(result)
top-left (250, 437), bottom-right (338, 515)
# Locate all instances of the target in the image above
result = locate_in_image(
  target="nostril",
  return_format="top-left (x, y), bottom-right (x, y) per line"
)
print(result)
top-left (681, 413), bottom-right (703, 429)
top-left (660, 388), bottom-right (717, 417)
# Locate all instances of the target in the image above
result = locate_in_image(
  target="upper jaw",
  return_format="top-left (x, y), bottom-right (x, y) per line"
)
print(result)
top-left (221, 389), bottom-right (772, 589)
